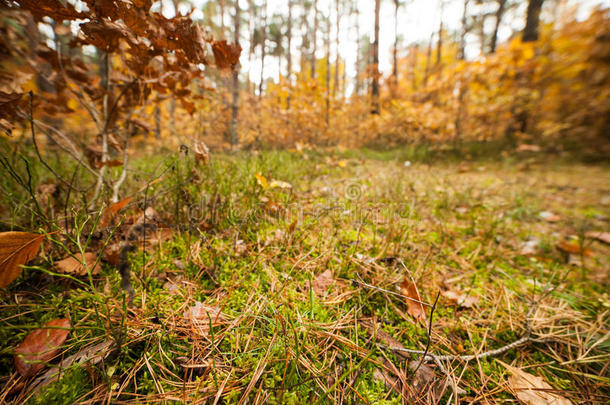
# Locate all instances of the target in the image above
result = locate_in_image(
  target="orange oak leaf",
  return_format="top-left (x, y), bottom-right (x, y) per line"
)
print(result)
top-left (0, 232), bottom-right (45, 288)
top-left (14, 318), bottom-right (71, 377)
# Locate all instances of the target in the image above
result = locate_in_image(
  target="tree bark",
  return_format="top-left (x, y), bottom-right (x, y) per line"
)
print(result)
top-left (325, 2), bottom-right (331, 125)
top-left (333, 0), bottom-right (340, 100)
top-left (489, 0), bottom-right (506, 53)
top-left (287, 0), bottom-right (293, 109)
top-left (259, 1), bottom-right (267, 99)
top-left (371, 0), bottom-right (380, 114)
top-left (230, 0), bottom-right (240, 147)
top-left (311, 0), bottom-right (318, 79)
top-left (392, 0), bottom-right (399, 96)
top-left (354, 0), bottom-right (361, 97)
top-left (458, 0), bottom-right (469, 60)
top-left (523, 0), bottom-right (544, 42)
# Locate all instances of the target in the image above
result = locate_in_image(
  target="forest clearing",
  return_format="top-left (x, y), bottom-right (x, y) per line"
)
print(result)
top-left (1, 0), bottom-right (609, 404)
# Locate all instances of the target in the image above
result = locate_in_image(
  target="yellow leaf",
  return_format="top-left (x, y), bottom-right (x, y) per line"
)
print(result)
top-left (269, 180), bottom-right (292, 189)
top-left (337, 159), bottom-right (348, 168)
top-left (255, 173), bottom-right (269, 189)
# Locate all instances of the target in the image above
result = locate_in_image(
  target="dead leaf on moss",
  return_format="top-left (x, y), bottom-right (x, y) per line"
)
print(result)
top-left (14, 318), bottom-right (71, 377)
top-left (312, 269), bottom-right (334, 296)
top-left (55, 252), bottom-right (101, 276)
top-left (585, 231), bottom-right (610, 245)
top-left (557, 241), bottom-right (592, 256)
top-left (400, 278), bottom-right (426, 324)
top-left (441, 289), bottom-right (480, 308)
top-left (499, 361), bottom-right (573, 405)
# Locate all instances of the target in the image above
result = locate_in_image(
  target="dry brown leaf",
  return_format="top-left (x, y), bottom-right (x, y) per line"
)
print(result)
top-left (0, 232), bottom-right (45, 288)
top-left (556, 241), bottom-right (592, 256)
top-left (100, 197), bottom-right (132, 228)
top-left (539, 211), bottom-right (560, 222)
top-left (30, 339), bottom-right (115, 392)
top-left (312, 269), bottom-right (334, 296)
top-left (184, 302), bottom-right (225, 336)
top-left (499, 361), bottom-right (573, 405)
top-left (193, 141), bottom-right (209, 165)
top-left (14, 318), bottom-right (71, 377)
top-left (55, 252), bottom-right (101, 276)
top-left (211, 40), bottom-right (242, 70)
top-left (400, 278), bottom-right (426, 324)
top-left (441, 290), bottom-right (480, 308)
top-left (585, 231), bottom-right (610, 245)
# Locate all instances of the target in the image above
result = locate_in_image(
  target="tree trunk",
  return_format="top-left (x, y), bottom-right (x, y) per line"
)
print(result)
top-left (333, 0), bottom-right (340, 100)
top-left (489, 0), bottom-right (506, 53)
top-left (436, 2), bottom-right (444, 66)
top-left (523, 0), bottom-right (544, 42)
top-left (371, 0), bottom-right (380, 115)
top-left (230, 0), bottom-right (240, 147)
top-left (259, 1), bottom-right (267, 99)
top-left (392, 0), bottom-right (399, 96)
top-left (458, 0), bottom-right (469, 60)
top-left (287, 0), bottom-right (293, 109)
top-left (354, 1), bottom-right (360, 97)
top-left (311, 0), bottom-right (318, 79)
top-left (325, 2), bottom-right (331, 126)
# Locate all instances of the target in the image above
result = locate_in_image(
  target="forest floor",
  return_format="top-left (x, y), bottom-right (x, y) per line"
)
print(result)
top-left (1, 147), bottom-right (609, 404)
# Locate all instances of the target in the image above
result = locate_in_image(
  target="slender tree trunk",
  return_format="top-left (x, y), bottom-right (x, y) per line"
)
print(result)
top-left (154, 105), bottom-right (161, 139)
top-left (392, 0), bottom-right (399, 97)
top-left (333, 0), bottom-right (340, 100)
top-left (436, 2), bottom-right (444, 67)
top-left (423, 30), bottom-right (433, 85)
top-left (354, 1), bottom-right (360, 97)
top-left (247, 0), bottom-right (255, 94)
top-left (311, 0), bottom-right (318, 79)
top-left (371, 0), bottom-right (380, 114)
top-left (458, 0), bottom-right (468, 60)
top-left (490, 0), bottom-right (506, 53)
top-left (325, 2), bottom-right (331, 125)
top-left (230, 0), bottom-right (240, 147)
top-left (523, 0), bottom-right (544, 42)
top-left (219, 0), bottom-right (226, 37)
top-left (287, 0), bottom-right (292, 109)
top-left (169, 98), bottom-right (175, 137)
top-left (259, 1), bottom-right (267, 99)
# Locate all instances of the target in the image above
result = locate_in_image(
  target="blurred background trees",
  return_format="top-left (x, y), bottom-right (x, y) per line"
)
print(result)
top-left (1, 0), bottom-right (609, 155)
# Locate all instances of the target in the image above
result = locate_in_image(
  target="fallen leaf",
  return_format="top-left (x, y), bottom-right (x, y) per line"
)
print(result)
top-left (55, 252), bottom-right (101, 276)
top-left (0, 232), bottom-right (45, 288)
top-left (337, 159), bottom-right (348, 168)
top-left (184, 301), bottom-right (225, 336)
top-left (441, 290), bottom-right (480, 308)
top-left (269, 179), bottom-right (292, 189)
top-left (30, 339), bottom-right (116, 392)
top-left (255, 173), bottom-right (269, 189)
top-left (539, 211), bottom-right (560, 222)
top-left (499, 361), bottom-right (573, 405)
top-left (193, 141), bottom-right (209, 165)
top-left (520, 239), bottom-right (540, 256)
top-left (517, 144), bottom-right (542, 152)
top-left (408, 361), bottom-right (444, 402)
top-left (400, 278), bottom-right (426, 324)
top-left (312, 270), bottom-right (334, 296)
top-left (14, 318), bottom-right (71, 377)
top-left (100, 197), bottom-right (132, 228)
top-left (585, 231), bottom-right (610, 245)
top-left (556, 241), bottom-right (592, 256)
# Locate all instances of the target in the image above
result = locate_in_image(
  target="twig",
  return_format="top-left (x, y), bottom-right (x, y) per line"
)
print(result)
top-left (412, 291), bottom-right (441, 375)
top-left (383, 336), bottom-right (553, 363)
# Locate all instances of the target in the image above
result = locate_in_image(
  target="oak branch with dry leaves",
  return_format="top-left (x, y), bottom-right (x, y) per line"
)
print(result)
top-left (0, 0), bottom-right (240, 203)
